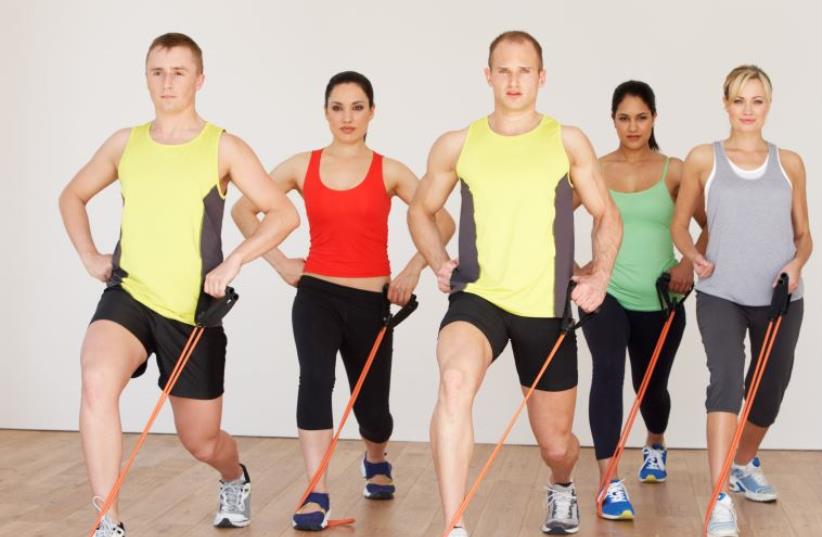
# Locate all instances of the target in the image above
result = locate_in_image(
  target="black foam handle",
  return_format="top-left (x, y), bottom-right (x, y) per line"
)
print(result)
top-left (196, 287), bottom-right (239, 328)
top-left (656, 273), bottom-right (673, 311)
top-left (769, 273), bottom-right (791, 319)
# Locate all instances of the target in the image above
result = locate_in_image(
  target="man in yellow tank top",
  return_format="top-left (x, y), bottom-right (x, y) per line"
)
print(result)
top-left (59, 33), bottom-right (299, 537)
top-left (409, 31), bottom-right (622, 536)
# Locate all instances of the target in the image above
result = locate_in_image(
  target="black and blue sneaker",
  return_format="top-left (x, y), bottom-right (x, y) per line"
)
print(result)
top-left (292, 491), bottom-right (330, 531)
top-left (361, 454), bottom-right (396, 500)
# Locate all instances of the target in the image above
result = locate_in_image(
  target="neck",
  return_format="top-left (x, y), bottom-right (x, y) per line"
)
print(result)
top-left (726, 129), bottom-right (766, 151)
top-left (152, 106), bottom-right (202, 134)
top-left (488, 106), bottom-right (541, 135)
top-left (326, 138), bottom-right (369, 158)
top-left (615, 144), bottom-right (655, 163)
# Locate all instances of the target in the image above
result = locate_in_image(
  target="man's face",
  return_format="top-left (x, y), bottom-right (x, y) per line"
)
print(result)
top-left (485, 40), bottom-right (545, 112)
top-left (145, 46), bottom-right (203, 113)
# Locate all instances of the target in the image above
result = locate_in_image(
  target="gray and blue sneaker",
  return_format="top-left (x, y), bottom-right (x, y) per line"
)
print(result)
top-left (638, 444), bottom-right (668, 482)
top-left (213, 463), bottom-right (252, 528)
top-left (599, 479), bottom-right (635, 520)
top-left (542, 482), bottom-right (580, 534)
top-left (361, 453), bottom-right (396, 500)
top-left (707, 493), bottom-right (739, 537)
top-left (92, 498), bottom-right (126, 537)
top-left (730, 455), bottom-right (777, 502)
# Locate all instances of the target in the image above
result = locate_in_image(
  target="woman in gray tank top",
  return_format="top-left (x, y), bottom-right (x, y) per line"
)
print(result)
top-left (671, 65), bottom-right (811, 537)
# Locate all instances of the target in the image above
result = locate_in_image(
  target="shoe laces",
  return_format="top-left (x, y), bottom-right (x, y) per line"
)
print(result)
top-left (605, 481), bottom-right (629, 503)
top-left (711, 497), bottom-right (737, 525)
top-left (545, 484), bottom-right (575, 519)
top-left (92, 497), bottom-right (125, 536)
top-left (219, 479), bottom-right (246, 513)
top-left (643, 447), bottom-right (665, 471)
top-left (745, 462), bottom-right (770, 489)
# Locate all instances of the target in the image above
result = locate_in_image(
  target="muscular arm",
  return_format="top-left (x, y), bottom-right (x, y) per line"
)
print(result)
top-left (206, 134), bottom-right (299, 296)
top-left (407, 130), bottom-right (465, 292)
top-left (58, 129), bottom-right (130, 282)
top-left (389, 158), bottom-right (456, 273)
top-left (231, 153), bottom-right (306, 284)
top-left (562, 126), bottom-right (622, 312)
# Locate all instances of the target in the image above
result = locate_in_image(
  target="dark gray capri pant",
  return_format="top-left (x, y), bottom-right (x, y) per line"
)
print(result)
top-left (696, 291), bottom-right (803, 427)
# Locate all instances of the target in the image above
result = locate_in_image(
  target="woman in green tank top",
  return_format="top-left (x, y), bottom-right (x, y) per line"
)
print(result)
top-left (575, 81), bottom-right (707, 521)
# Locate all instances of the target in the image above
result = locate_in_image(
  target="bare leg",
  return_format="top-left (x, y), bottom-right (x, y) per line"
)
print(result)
top-left (526, 387), bottom-right (579, 484)
top-left (170, 395), bottom-right (242, 481)
top-left (80, 320), bottom-right (147, 523)
top-left (707, 411), bottom-right (738, 493)
top-left (431, 322), bottom-right (492, 531)
top-left (734, 422), bottom-right (768, 465)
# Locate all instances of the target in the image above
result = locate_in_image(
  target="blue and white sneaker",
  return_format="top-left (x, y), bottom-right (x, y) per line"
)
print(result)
top-left (361, 454), bottom-right (395, 500)
top-left (292, 492), bottom-right (330, 531)
top-left (730, 455), bottom-right (777, 502)
top-left (447, 527), bottom-right (469, 537)
top-left (638, 444), bottom-right (668, 482)
top-left (599, 480), bottom-right (635, 520)
top-left (707, 493), bottom-right (738, 537)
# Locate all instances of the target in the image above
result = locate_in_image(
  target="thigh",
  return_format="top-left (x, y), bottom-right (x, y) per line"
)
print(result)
top-left (697, 292), bottom-right (748, 412)
top-left (437, 321), bottom-right (494, 392)
top-left (582, 294), bottom-right (630, 377)
top-left (626, 304), bottom-right (686, 390)
top-left (509, 315), bottom-right (578, 392)
top-left (746, 299), bottom-right (803, 396)
top-left (292, 286), bottom-right (344, 381)
top-left (527, 386), bottom-right (577, 446)
top-left (439, 292), bottom-right (509, 361)
top-left (339, 294), bottom-right (392, 392)
top-left (170, 395), bottom-right (223, 444)
top-left (85, 286), bottom-right (153, 384)
top-left (153, 317), bottom-right (227, 400)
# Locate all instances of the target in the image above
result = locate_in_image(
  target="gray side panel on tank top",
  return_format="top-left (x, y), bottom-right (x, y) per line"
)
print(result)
top-left (696, 142), bottom-right (802, 306)
top-left (450, 178), bottom-right (480, 292)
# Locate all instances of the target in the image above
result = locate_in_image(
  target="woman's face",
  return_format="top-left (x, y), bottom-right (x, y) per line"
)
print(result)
top-left (725, 78), bottom-right (770, 133)
top-left (613, 94), bottom-right (655, 151)
top-left (325, 82), bottom-right (374, 142)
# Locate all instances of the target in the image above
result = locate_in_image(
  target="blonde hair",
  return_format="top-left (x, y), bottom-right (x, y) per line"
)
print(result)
top-left (723, 65), bottom-right (772, 102)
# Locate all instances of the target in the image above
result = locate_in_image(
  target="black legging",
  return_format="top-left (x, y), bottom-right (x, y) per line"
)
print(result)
top-left (582, 293), bottom-right (685, 460)
top-left (292, 276), bottom-right (394, 443)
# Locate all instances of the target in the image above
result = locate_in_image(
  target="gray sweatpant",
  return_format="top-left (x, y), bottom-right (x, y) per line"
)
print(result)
top-left (696, 291), bottom-right (803, 427)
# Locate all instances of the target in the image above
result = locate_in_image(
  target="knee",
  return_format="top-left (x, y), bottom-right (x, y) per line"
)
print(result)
top-left (438, 368), bottom-right (475, 413)
top-left (540, 437), bottom-right (573, 464)
top-left (81, 363), bottom-right (118, 409)
top-left (359, 413), bottom-right (393, 444)
top-left (182, 434), bottom-right (220, 464)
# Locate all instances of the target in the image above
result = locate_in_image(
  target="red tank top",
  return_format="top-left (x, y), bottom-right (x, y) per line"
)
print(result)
top-left (303, 149), bottom-right (391, 277)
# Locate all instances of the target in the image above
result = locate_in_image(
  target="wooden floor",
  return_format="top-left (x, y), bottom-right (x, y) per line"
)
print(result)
top-left (2, 430), bottom-right (820, 536)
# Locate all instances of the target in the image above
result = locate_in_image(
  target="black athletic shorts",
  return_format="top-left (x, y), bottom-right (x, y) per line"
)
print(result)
top-left (90, 285), bottom-right (227, 400)
top-left (440, 291), bottom-right (578, 391)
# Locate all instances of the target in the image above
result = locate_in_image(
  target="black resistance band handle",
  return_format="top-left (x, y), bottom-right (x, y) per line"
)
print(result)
top-left (656, 272), bottom-right (694, 313)
top-left (196, 287), bottom-right (239, 328)
top-left (561, 280), bottom-right (600, 333)
top-left (382, 284), bottom-right (419, 328)
top-left (769, 273), bottom-right (791, 319)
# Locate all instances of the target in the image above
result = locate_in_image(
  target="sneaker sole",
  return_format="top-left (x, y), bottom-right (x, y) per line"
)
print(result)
top-left (598, 509), bottom-right (635, 520)
top-left (638, 473), bottom-right (667, 483)
top-left (541, 524), bottom-right (580, 535)
top-left (729, 481), bottom-right (777, 502)
top-left (292, 509), bottom-right (330, 531)
top-left (214, 517), bottom-right (250, 528)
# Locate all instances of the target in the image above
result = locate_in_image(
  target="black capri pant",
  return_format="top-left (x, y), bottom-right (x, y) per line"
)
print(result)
top-left (292, 276), bottom-right (394, 443)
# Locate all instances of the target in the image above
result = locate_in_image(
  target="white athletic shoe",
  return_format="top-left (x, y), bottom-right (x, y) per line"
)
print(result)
top-left (447, 527), bottom-right (469, 537)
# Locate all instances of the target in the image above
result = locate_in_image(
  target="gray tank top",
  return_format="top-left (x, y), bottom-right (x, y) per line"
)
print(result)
top-left (696, 142), bottom-right (802, 306)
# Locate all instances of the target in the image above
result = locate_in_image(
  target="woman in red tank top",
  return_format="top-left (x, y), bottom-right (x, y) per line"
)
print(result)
top-left (233, 71), bottom-right (453, 529)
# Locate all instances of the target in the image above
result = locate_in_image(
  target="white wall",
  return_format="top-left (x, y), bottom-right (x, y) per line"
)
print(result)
top-left (1, 0), bottom-right (820, 450)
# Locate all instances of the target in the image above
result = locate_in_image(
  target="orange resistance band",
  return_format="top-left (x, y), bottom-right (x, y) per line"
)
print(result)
top-left (293, 325), bottom-right (389, 529)
top-left (702, 316), bottom-right (783, 536)
top-left (87, 325), bottom-right (205, 537)
top-left (439, 331), bottom-right (569, 537)
top-left (596, 307), bottom-right (677, 512)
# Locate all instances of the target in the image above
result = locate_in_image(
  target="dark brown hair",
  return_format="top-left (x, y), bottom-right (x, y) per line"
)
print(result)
top-left (488, 30), bottom-right (543, 70)
top-left (146, 33), bottom-right (203, 73)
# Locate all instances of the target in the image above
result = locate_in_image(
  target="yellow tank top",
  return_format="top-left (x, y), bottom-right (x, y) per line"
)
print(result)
top-left (111, 122), bottom-right (226, 324)
top-left (451, 116), bottom-right (573, 318)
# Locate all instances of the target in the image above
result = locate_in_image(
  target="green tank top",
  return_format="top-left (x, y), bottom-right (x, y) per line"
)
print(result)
top-left (608, 158), bottom-right (678, 311)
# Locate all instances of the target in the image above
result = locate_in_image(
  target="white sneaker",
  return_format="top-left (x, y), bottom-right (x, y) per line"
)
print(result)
top-left (707, 493), bottom-right (739, 537)
top-left (447, 527), bottom-right (469, 537)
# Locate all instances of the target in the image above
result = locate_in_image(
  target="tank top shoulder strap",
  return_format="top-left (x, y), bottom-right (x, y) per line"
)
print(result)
top-left (712, 141), bottom-right (733, 176)
top-left (303, 149), bottom-right (323, 192)
top-left (364, 151), bottom-right (386, 194)
top-left (660, 156), bottom-right (671, 181)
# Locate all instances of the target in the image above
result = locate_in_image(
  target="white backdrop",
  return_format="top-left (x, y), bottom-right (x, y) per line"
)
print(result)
top-left (1, 0), bottom-right (820, 450)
